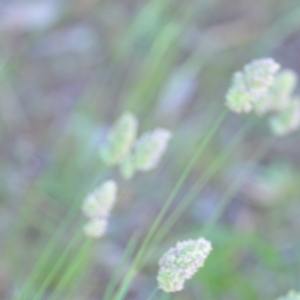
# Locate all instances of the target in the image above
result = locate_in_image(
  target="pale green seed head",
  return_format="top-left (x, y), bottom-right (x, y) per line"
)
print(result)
top-left (269, 100), bottom-right (300, 136)
top-left (134, 128), bottom-right (172, 171)
top-left (101, 112), bottom-right (138, 165)
top-left (83, 219), bottom-right (107, 238)
top-left (255, 70), bottom-right (299, 115)
top-left (244, 58), bottom-right (280, 99)
top-left (157, 271), bottom-right (185, 293)
top-left (226, 58), bottom-right (280, 114)
top-left (277, 291), bottom-right (300, 300)
top-left (82, 180), bottom-right (118, 219)
top-left (157, 238), bottom-right (212, 293)
top-left (226, 72), bottom-right (253, 113)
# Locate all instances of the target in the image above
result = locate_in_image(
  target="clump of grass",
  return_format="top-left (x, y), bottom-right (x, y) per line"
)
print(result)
top-left (110, 57), bottom-right (300, 299)
top-left (13, 51), bottom-right (300, 300)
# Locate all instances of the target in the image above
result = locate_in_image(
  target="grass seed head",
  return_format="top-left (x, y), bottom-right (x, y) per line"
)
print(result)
top-left (243, 58), bottom-right (280, 100)
top-left (82, 180), bottom-right (118, 219)
top-left (226, 58), bottom-right (281, 114)
top-left (101, 112), bottom-right (138, 166)
top-left (134, 128), bottom-right (172, 171)
top-left (157, 238), bottom-right (212, 293)
top-left (83, 219), bottom-right (108, 238)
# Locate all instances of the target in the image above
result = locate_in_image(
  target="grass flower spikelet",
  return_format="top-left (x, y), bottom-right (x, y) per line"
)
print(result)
top-left (226, 72), bottom-right (253, 113)
top-left (157, 238), bottom-right (212, 293)
top-left (243, 58), bottom-right (280, 99)
top-left (226, 58), bottom-right (280, 113)
top-left (134, 128), bottom-right (172, 171)
top-left (101, 112), bottom-right (138, 165)
top-left (83, 219), bottom-right (108, 238)
top-left (82, 180), bottom-right (117, 219)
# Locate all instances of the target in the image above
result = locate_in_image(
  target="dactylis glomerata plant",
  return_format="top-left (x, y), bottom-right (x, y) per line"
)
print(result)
top-left (81, 112), bottom-right (172, 238)
top-left (154, 57), bottom-right (300, 295)
top-left (81, 58), bottom-right (300, 298)
top-left (100, 111), bottom-right (172, 179)
top-left (226, 58), bottom-right (300, 136)
top-left (82, 180), bottom-right (118, 238)
top-left (157, 238), bottom-right (212, 293)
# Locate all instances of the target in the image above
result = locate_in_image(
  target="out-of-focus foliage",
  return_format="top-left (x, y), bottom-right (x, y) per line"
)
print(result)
top-left (1, 0), bottom-right (300, 299)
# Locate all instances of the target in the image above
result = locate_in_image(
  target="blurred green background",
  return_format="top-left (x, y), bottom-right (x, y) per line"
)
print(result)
top-left (1, 0), bottom-right (300, 299)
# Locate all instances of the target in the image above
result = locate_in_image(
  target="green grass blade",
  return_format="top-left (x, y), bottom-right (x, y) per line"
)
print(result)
top-left (111, 110), bottom-right (227, 300)
top-left (202, 137), bottom-right (275, 234)
top-left (142, 117), bottom-right (258, 263)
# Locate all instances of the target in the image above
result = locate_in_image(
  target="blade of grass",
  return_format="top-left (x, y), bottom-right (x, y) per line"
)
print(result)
top-left (146, 287), bottom-right (160, 300)
top-left (121, 0), bottom-right (218, 114)
top-left (142, 116), bottom-right (258, 263)
top-left (111, 110), bottom-right (227, 300)
top-left (42, 110), bottom-right (226, 300)
top-left (111, 0), bottom-right (176, 62)
top-left (63, 232), bottom-right (141, 300)
top-left (202, 136), bottom-right (275, 235)
top-left (29, 231), bottom-right (84, 300)
top-left (102, 233), bottom-right (140, 300)
top-left (15, 201), bottom-right (83, 300)
top-left (22, 188), bottom-right (124, 299)
top-left (46, 239), bottom-right (93, 300)
top-left (16, 152), bottom-right (106, 299)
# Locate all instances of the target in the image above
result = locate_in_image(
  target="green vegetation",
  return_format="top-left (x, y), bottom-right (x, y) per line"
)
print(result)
top-left (1, 0), bottom-right (300, 299)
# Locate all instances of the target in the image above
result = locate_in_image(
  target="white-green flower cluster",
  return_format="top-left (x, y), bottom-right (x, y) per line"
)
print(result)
top-left (101, 112), bottom-right (138, 166)
top-left (226, 58), bottom-right (280, 113)
top-left (133, 129), bottom-right (172, 171)
top-left (120, 128), bottom-right (172, 179)
top-left (157, 238), bottom-right (212, 293)
top-left (243, 58), bottom-right (280, 99)
top-left (277, 290), bottom-right (300, 300)
top-left (226, 58), bottom-right (300, 136)
top-left (82, 180), bottom-right (117, 238)
top-left (254, 70), bottom-right (298, 115)
top-left (101, 112), bottom-right (172, 179)
top-left (83, 219), bottom-right (107, 238)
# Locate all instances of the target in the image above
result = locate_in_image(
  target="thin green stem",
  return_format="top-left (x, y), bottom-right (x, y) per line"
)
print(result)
top-left (30, 231), bottom-right (83, 300)
top-left (142, 116), bottom-right (257, 264)
top-left (46, 239), bottom-right (93, 300)
top-left (160, 293), bottom-right (171, 300)
top-left (16, 201), bottom-right (82, 300)
top-left (48, 233), bottom-right (139, 300)
top-left (146, 287), bottom-right (160, 300)
top-left (16, 152), bottom-right (105, 299)
top-left (202, 137), bottom-right (275, 235)
top-left (111, 110), bottom-right (227, 300)
top-left (102, 233), bottom-right (140, 300)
